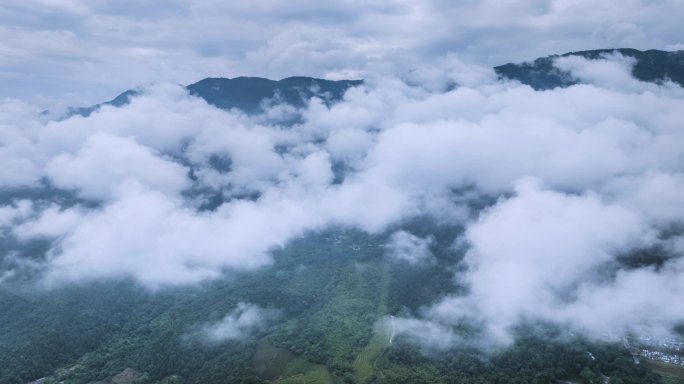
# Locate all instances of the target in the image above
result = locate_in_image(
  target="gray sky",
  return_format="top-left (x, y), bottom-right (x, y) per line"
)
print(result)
top-left (1, 0), bottom-right (683, 106)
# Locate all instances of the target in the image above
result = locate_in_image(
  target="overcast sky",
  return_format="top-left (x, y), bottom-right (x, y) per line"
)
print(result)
top-left (1, 0), bottom-right (683, 106)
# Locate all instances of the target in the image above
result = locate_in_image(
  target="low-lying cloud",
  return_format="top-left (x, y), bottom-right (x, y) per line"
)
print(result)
top-left (385, 230), bottom-right (434, 265)
top-left (194, 302), bottom-right (281, 344)
top-left (415, 180), bottom-right (662, 347)
top-left (1, 53), bottom-right (683, 347)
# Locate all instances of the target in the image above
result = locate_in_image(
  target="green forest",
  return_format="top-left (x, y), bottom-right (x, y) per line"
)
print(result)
top-left (0, 226), bottom-right (681, 384)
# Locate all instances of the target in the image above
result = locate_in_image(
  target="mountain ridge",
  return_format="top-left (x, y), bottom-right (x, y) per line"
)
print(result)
top-left (494, 48), bottom-right (684, 90)
top-left (68, 76), bottom-right (363, 118)
top-left (67, 48), bottom-right (684, 118)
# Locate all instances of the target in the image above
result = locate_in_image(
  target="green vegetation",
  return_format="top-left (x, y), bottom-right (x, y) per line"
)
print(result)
top-left (353, 317), bottom-right (392, 382)
top-left (270, 261), bottom-right (385, 366)
top-left (645, 361), bottom-right (684, 384)
top-left (370, 334), bottom-right (662, 384)
top-left (0, 225), bottom-right (669, 384)
top-left (253, 339), bottom-right (333, 384)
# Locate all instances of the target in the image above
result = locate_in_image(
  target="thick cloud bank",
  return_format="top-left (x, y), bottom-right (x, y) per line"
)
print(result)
top-left (1, 53), bottom-right (684, 346)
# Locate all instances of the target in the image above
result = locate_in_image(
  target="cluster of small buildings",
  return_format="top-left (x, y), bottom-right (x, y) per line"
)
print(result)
top-left (621, 336), bottom-right (684, 366)
top-left (634, 337), bottom-right (684, 366)
top-left (637, 348), bottom-right (684, 366)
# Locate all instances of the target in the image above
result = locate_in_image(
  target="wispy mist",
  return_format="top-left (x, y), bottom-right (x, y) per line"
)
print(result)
top-left (192, 302), bottom-right (281, 344)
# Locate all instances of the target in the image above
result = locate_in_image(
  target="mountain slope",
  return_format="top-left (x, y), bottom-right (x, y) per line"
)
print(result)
top-left (68, 48), bottom-right (684, 118)
top-left (67, 89), bottom-right (142, 118)
top-left (69, 77), bottom-right (362, 118)
top-left (494, 48), bottom-right (684, 90)
top-left (187, 76), bottom-right (363, 113)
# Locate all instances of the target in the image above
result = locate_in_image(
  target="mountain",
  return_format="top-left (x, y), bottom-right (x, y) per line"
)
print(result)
top-left (69, 77), bottom-right (363, 118)
top-left (187, 76), bottom-right (363, 113)
top-left (494, 48), bottom-right (684, 90)
top-left (67, 89), bottom-right (142, 118)
top-left (68, 49), bottom-right (684, 120)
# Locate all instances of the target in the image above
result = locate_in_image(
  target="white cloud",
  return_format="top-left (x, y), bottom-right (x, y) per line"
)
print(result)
top-left (325, 128), bottom-right (374, 162)
top-left (555, 53), bottom-right (640, 90)
top-left (665, 43), bottom-right (684, 51)
top-left (196, 302), bottom-right (281, 343)
top-left (385, 230), bottom-right (434, 265)
top-left (46, 133), bottom-right (190, 200)
top-left (393, 317), bottom-right (460, 351)
top-left (40, 183), bottom-right (322, 287)
top-left (603, 172), bottom-right (684, 225)
top-left (402, 180), bottom-right (664, 347)
top-left (0, 100), bottom-right (45, 187)
top-left (14, 204), bottom-right (83, 240)
top-left (0, 200), bottom-right (33, 228)
top-left (559, 256), bottom-right (684, 339)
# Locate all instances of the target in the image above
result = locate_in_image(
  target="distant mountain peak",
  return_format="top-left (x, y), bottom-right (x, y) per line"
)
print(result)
top-left (186, 76), bottom-right (363, 113)
top-left (66, 89), bottom-right (142, 118)
top-left (67, 76), bottom-right (363, 119)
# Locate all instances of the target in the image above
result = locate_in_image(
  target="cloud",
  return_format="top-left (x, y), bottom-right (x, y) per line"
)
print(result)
top-left (385, 230), bottom-right (434, 265)
top-left (554, 53), bottom-right (640, 90)
top-left (195, 302), bottom-right (281, 344)
top-left (603, 171), bottom-right (684, 226)
top-left (0, 100), bottom-right (45, 187)
top-left (46, 133), bottom-right (190, 200)
top-left (14, 204), bottom-right (83, 240)
top-left (0, 53), bottom-right (683, 349)
top-left (392, 317), bottom-right (460, 351)
top-left (1, 1), bottom-right (683, 105)
top-left (38, 183), bottom-right (324, 287)
top-left (410, 180), bottom-right (656, 346)
top-left (0, 200), bottom-right (33, 228)
top-left (665, 43), bottom-right (684, 51)
top-left (558, 256), bottom-right (684, 340)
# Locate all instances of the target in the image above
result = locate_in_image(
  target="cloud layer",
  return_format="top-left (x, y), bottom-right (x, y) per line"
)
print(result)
top-left (1, 53), bottom-right (683, 346)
